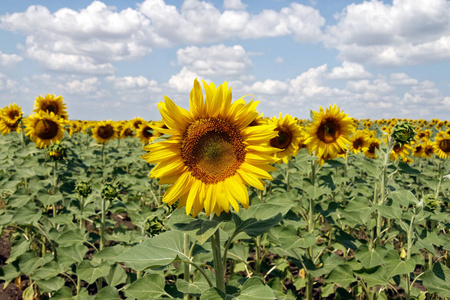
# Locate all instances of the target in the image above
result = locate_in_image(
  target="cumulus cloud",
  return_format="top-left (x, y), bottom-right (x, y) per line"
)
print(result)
top-left (0, 51), bottom-right (23, 66)
top-left (0, 0), bottom-right (325, 74)
top-left (167, 67), bottom-right (207, 93)
top-left (223, 0), bottom-right (247, 10)
top-left (176, 44), bottom-right (252, 77)
top-left (389, 73), bottom-right (418, 85)
top-left (328, 61), bottom-right (372, 80)
top-left (325, 0), bottom-right (450, 66)
top-left (106, 75), bottom-right (160, 92)
top-left (0, 73), bottom-right (19, 91)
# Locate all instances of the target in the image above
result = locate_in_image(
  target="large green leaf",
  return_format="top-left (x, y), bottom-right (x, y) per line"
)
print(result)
top-left (35, 277), bottom-right (65, 293)
top-left (116, 230), bottom-right (187, 271)
top-left (360, 160), bottom-right (382, 177)
top-left (355, 245), bottom-right (388, 268)
top-left (76, 261), bottom-right (111, 285)
top-left (384, 250), bottom-right (416, 277)
top-left (94, 286), bottom-right (121, 300)
top-left (58, 244), bottom-right (89, 267)
top-left (168, 209), bottom-right (230, 244)
top-left (56, 229), bottom-right (86, 247)
top-left (105, 264), bottom-right (127, 287)
top-left (421, 263), bottom-right (450, 298)
top-left (176, 278), bottom-right (210, 296)
top-left (354, 266), bottom-right (388, 287)
top-left (124, 274), bottom-right (168, 299)
top-left (325, 264), bottom-right (355, 288)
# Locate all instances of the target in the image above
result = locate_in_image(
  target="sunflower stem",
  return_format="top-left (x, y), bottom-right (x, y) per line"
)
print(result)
top-left (377, 136), bottom-right (394, 246)
top-left (405, 213), bottom-right (415, 300)
top-left (184, 234), bottom-right (191, 300)
top-left (79, 196), bottom-right (84, 229)
top-left (19, 119), bottom-right (25, 148)
top-left (434, 159), bottom-right (443, 199)
top-left (306, 160), bottom-right (317, 300)
top-left (101, 143), bottom-right (105, 170)
top-left (211, 228), bottom-right (226, 293)
top-left (255, 235), bottom-right (262, 275)
top-left (100, 196), bottom-right (106, 251)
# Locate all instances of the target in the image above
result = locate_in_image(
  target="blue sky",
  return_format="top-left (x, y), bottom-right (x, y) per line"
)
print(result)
top-left (0, 0), bottom-right (449, 121)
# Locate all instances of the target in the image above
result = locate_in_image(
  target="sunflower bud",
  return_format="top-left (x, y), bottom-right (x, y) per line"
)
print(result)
top-left (101, 182), bottom-right (119, 200)
top-left (391, 122), bottom-right (415, 145)
top-left (422, 194), bottom-right (443, 210)
top-left (75, 180), bottom-right (92, 197)
top-left (46, 143), bottom-right (67, 161)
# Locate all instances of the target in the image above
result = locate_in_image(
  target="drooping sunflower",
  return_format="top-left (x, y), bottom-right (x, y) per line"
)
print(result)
top-left (348, 130), bottom-right (370, 154)
top-left (304, 104), bottom-right (355, 163)
top-left (433, 132), bottom-right (450, 159)
top-left (137, 121), bottom-right (161, 144)
top-left (34, 94), bottom-right (68, 120)
top-left (24, 111), bottom-right (64, 148)
top-left (268, 113), bottom-right (303, 164)
top-left (92, 121), bottom-right (117, 144)
top-left (142, 79), bottom-right (279, 217)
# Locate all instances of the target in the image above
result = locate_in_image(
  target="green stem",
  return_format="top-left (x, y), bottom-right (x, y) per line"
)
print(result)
top-left (306, 160), bottom-right (317, 300)
top-left (286, 160), bottom-right (290, 192)
top-left (255, 235), bottom-right (262, 275)
top-left (435, 160), bottom-right (443, 199)
top-left (79, 196), bottom-right (84, 229)
top-left (211, 229), bottom-right (225, 293)
top-left (405, 213), bottom-right (415, 300)
top-left (377, 137), bottom-right (394, 246)
top-left (184, 234), bottom-right (191, 300)
top-left (101, 143), bottom-right (105, 170)
top-left (100, 197), bottom-right (106, 251)
top-left (19, 119), bottom-right (25, 148)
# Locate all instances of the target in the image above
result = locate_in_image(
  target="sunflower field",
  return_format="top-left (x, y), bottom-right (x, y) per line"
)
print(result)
top-left (0, 80), bottom-right (449, 300)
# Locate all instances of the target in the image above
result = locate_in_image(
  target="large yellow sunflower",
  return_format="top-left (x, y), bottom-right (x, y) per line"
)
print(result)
top-left (268, 113), bottom-right (303, 164)
top-left (24, 111), bottom-right (64, 148)
top-left (142, 79), bottom-right (279, 217)
top-left (304, 104), bottom-right (355, 162)
top-left (433, 132), bottom-right (450, 159)
top-left (390, 143), bottom-right (412, 161)
top-left (91, 121), bottom-right (117, 144)
top-left (34, 94), bottom-right (68, 120)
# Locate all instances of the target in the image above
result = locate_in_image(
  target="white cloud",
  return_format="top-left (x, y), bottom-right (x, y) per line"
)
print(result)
top-left (275, 57), bottom-right (284, 64)
top-left (328, 61), bottom-right (372, 80)
top-left (59, 78), bottom-right (100, 94)
top-left (0, 73), bottom-right (19, 91)
top-left (0, 2), bottom-right (152, 73)
top-left (389, 73), bottom-right (418, 85)
top-left (176, 44), bottom-right (252, 77)
top-left (223, 0), bottom-right (247, 10)
top-left (106, 75), bottom-right (160, 92)
top-left (325, 0), bottom-right (450, 66)
top-left (167, 66), bottom-right (206, 93)
top-left (0, 0), bottom-right (325, 73)
top-left (0, 51), bottom-right (23, 66)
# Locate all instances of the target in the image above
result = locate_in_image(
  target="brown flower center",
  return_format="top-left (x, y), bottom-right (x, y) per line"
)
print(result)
top-left (97, 125), bottom-right (114, 140)
top-left (35, 119), bottom-right (59, 140)
top-left (8, 110), bottom-right (20, 120)
top-left (439, 139), bottom-right (450, 152)
top-left (317, 118), bottom-right (340, 143)
top-left (368, 142), bottom-right (379, 155)
top-left (122, 128), bottom-right (134, 137)
top-left (44, 103), bottom-right (58, 114)
top-left (142, 125), bottom-right (153, 139)
top-left (181, 118), bottom-right (246, 184)
top-left (352, 138), bottom-right (363, 149)
top-left (270, 126), bottom-right (292, 150)
top-left (133, 120), bottom-right (143, 129)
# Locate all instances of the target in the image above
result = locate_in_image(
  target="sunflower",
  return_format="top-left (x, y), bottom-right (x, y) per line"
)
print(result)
top-left (137, 121), bottom-right (161, 144)
top-left (364, 137), bottom-right (381, 159)
top-left (119, 122), bottom-right (135, 139)
top-left (433, 132), bottom-right (450, 159)
top-left (92, 121), bottom-right (117, 144)
top-left (390, 143), bottom-right (412, 161)
top-left (349, 130), bottom-right (370, 154)
top-left (130, 117), bottom-right (145, 131)
top-left (412, 143), bottom-right (424, 158)
top-left (142, 79), bottom-right (279, 217)
top-left (421, 141), bottom-right (435, 158)
top-left (34, 94), bottom-right (68, 120)
top-left (24, 111), bottom-right (64, 148)
top-left (268, 113), bottom-right (303, 164)
top-left (1, 103), bottom-right (22, 126)
top-left (304, 104), bottom-right (355, 163)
